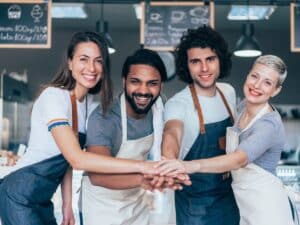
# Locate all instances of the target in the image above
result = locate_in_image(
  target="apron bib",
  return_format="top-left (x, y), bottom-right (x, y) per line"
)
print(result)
top-left (175, 85), bottom-right (239, 225)
top-left (226, 104), bottom-right (294, 225)
top-left (81, 94), bottom-right (153, 225)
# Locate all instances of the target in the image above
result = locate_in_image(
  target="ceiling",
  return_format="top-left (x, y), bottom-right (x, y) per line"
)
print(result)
top-left (51, 1), bottom-right (292, 32)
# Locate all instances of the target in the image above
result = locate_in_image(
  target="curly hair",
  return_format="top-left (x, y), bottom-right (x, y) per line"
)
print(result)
top-left (175, 25), bottom-right (232, 84)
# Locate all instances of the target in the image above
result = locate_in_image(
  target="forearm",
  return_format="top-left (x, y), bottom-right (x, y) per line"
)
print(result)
top-left (61, 167), bottom-right (73, 208)
top-left (52, 126), bottom-right (143, 174)
top-left (191, 150), bottom-right (248, 173)
top-left (162, 133), bottom-right (180, 159)
top-left (161, 120), bottom-right (183, 159)
top-left (88, 173), bottom-right (142, 190)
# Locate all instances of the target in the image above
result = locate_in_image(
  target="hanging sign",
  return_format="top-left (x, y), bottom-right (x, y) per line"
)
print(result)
top-left (0, 0), bottom-right (51, 48)
top-left (291, 3), bottom-right (300, 52)
top-left (140, 1), bottom-right (214, 51)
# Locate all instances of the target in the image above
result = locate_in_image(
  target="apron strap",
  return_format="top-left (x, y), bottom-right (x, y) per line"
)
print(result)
top-left (189, 84), bottom-right (235, 134)
top-left (70, 93), bottom-right (79, 136)
top-left (189, 84), bottom-right (206, 134)
top-left (120, 93), bottom-right (128, 143)
top-left (216, 86), bottom-right (234, 124)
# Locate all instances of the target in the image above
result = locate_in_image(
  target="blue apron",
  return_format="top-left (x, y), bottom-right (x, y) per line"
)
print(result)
top-left (0, 93), bottom-right (86, 225)
top-left (175, 85), bottom-right (240, 225)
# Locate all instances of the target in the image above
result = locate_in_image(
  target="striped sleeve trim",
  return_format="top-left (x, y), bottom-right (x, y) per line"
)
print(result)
top-left (47, 118), bottom-right (70, 131)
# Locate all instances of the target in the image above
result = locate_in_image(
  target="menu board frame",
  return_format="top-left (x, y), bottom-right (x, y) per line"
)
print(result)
top-left (291, 3), bottom-right (300, 52)
top-left (0, 0), bottom-right (51, 49)
top-left (140, 1), bottom-right (215, 51)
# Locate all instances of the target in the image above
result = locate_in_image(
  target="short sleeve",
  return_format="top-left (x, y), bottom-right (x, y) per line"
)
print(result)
top-left (164, 98), bottom-right (186, 124)
top-left (238, 118), bottom-right (278, 163)
top-left (38, 88), bottom-right (70, 131)
top-left (86, 106), bottom-right (115, 149)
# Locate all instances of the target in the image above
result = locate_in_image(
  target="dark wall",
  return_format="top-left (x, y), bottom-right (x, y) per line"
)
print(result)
top-left (0, 23), bottom-right (299, 104)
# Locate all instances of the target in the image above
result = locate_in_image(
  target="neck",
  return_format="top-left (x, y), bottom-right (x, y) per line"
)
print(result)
top-left (244, 101), bottom-right (269, 118)
top-left (125, 101), bottom-right (147, 120)
top-left (193, 83), bottom-right (217, 97)
top-left (73, 85), bottom-right (88, 102)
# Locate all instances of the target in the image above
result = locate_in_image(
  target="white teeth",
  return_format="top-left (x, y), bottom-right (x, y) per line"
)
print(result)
top-left (84, 74), bottom-right (96, 81)
top-left (134, 96), bottom-right (150, 104)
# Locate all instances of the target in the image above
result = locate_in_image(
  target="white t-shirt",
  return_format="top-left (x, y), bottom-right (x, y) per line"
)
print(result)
top-left (164, 82), bottom-right (236, 159)
top-left (13, 87), bottom-right (96, 171)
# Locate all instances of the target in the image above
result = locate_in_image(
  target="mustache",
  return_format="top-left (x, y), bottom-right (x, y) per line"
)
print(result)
top-left (132, 93), bottom-right (153, 98)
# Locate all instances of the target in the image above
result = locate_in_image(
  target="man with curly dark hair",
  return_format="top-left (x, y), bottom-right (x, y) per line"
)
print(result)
top-left (161, 26), bottom-right (240, 225)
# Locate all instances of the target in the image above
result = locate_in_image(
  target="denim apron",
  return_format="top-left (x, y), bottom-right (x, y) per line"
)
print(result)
top-left (175, 85), bottom-right (240, 225)
top-left (0, 94), bottom-right (85, 225)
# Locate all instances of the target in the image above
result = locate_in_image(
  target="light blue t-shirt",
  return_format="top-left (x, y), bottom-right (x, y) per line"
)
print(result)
top-left (234, 102), bottom-right (285, 174)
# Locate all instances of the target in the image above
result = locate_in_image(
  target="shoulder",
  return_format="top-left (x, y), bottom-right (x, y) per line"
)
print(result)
top-left (165, 86), bottom-right (192, 107)
top-left (216, 82), bottom-right (236, 98)
top-left (216, 82), bottom-right (236, 112)
top-left (36, 87), bottom-right (69, 108)
top-left (88, 100), bottom-right (120, 129)
top-left (38, 87), bottom-right (69, 102)
top-left (255, 111), bottom-right (283, 133)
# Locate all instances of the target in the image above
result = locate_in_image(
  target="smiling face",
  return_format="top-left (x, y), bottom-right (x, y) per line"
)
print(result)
top-left (187, 47), bottom-right (220, 95)
top-left (123, 64), bottom-right (162, 118)
top-left (244, 63), bottom-right (281, 106)
top-left (68, 41), bottom-right (103, 98)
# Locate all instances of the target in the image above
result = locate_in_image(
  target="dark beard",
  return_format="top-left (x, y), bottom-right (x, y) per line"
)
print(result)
top-left (124, 88), bottom-right (158, 115)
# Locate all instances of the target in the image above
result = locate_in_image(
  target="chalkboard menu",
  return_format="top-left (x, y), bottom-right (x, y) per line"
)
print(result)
top-left (140, 1), bottom-right (214, 51)
top-left (291, 3), bottom-right (300, 52)
top-left (0, 0), bottom-right (51, 48)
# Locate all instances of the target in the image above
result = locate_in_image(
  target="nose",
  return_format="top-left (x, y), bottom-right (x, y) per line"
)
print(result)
top-left (137, 83), bottom-right (149, 94)
top-left (88, 60), bottom-right (96, 72)
top-left (201, 61), bottom-right (208, 72)
top-left (253, 79), bottom-right (262, 89)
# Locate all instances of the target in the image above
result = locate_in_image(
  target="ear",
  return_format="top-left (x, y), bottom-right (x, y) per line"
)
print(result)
top-left (122, 77), bottom-right (126, 89)
top-left (68, 59), bottom-right (72, 71)
top-left (271, 86), bottom-right (282, 98)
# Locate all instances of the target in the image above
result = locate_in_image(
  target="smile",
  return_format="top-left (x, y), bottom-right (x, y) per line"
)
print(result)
top-left (134, 96), bottom-right (151, 104)
top-left (83, 74), bottom-right (98, 81)
top-left (249, 88), bottom-right (262, 96)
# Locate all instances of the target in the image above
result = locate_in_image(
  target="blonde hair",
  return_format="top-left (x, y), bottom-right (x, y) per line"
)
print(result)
top-left (254, 55), bottom-right (287, 87)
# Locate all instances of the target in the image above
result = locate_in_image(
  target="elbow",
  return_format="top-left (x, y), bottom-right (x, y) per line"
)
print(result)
top-left (68, 157), bottom-right (83, 170)
top-left (88, 174), bottom-right (99, 186)
top-left (233, 157), bottom-right (248, 170)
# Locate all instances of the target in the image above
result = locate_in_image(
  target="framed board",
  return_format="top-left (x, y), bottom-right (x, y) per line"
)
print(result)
top-left (140, 1), bottom-right (214, 51)
top-left (0, 0), bottom-right (51, 48)
top-left (291, 3), bottom-right (300, 52)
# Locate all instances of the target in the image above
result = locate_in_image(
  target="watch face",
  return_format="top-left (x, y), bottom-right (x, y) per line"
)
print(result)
top-left (158, 51), bottom-right (176, 81)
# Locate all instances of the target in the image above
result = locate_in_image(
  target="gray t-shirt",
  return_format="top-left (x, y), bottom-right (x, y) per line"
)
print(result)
top-left (86, 97), bottom-right (153, 157)
top-left (234, 102), bottom-right (285, 174)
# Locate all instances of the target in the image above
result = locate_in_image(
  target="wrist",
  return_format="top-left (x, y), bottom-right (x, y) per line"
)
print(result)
top-left (189, 160), bottom-right (200, 174)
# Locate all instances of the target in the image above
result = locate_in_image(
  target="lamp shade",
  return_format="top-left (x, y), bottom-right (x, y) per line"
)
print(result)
top-left (96, 20), bottom-right (116, 54)
top-left (234, 23), bottom-right (262, 57)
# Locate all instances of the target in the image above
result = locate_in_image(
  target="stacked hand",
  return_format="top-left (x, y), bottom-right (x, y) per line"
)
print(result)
top-left (138, 160), bottom-right (192, 191)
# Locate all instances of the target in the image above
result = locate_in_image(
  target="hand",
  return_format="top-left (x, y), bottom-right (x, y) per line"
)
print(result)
top-left (156, 159), bottom-right (198, 176)
top-left (142, 175), bottom-right (190, 191)
top-left (61, 205), bottom-right (75, 225)
top-left (0, 151), bottom-right (19, 166)
top-left (137, 161), bottom-right (159, 175)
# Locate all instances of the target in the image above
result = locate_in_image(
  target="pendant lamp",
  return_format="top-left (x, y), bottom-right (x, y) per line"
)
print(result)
top-left (96, 1), bottom-right (116, 54)
top-left (234, 23), bottom-right (262, 57)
